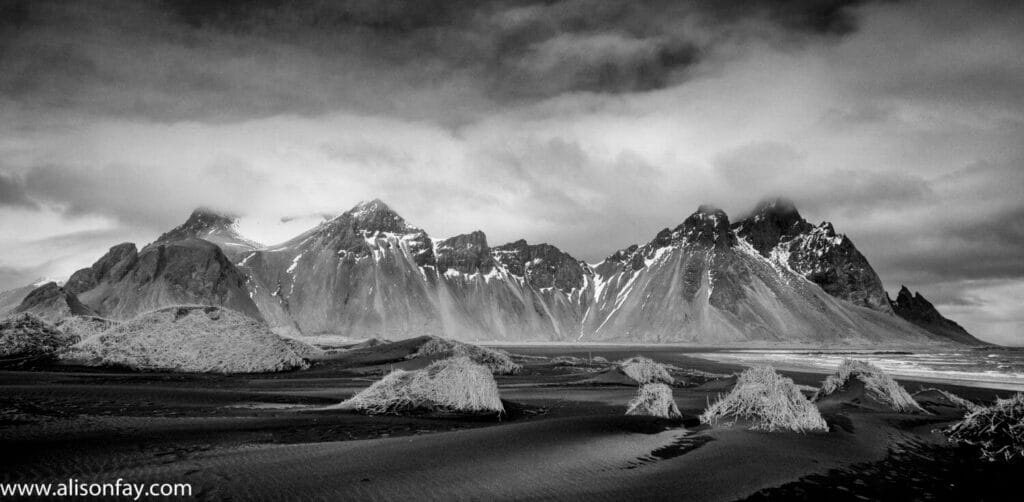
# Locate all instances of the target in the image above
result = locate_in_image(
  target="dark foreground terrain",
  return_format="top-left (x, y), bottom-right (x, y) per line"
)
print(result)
top-left (0, 345), bottom-right (1018, 501)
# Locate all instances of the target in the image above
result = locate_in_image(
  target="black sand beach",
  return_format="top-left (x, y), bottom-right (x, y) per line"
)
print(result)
top-left (1, 346), bottom-right (1017, 501)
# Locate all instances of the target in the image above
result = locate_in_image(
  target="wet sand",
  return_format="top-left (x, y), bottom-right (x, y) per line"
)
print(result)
top-left (0, 346), bottom-right (1017, 501)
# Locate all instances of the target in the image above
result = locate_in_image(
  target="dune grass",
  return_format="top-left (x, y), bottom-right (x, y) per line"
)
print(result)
top-left (626, 383), bottom-right (682, 419)
top-left (278, 335), bottom-right (326, 360)
top-left (65, 306), bottom-right (308, 373)
top-left (701, 366), bottom-right (828, 433)
top-left (944, 393), bottom-right (1024, 462)
top-left (814, 359), bottom-right (923, 413)
top-left (340, 356), bottom-right (504, 415)
top-left (551, 355), bottom-right (584, 366)
top-left (55, 316), bottom-right (117, 341)
top-left (0, 313), bottom-right (78, 359)
top-left (618, 356), bottom-right (675, 385)
top-left (407, 337), bottom-right (521, 375)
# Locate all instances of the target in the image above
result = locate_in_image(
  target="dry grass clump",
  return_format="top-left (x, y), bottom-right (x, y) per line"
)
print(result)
top-left (66, 306), bottom-right (308, 373)
top-left (813, 359), bottom-right (923, 413)
top-left (55, 316), bottom-right (117, 341)
top-left (0, 313), bottom-right (78, 359)
top-left (551, 355), bottom-right (610, 367)
top-left (407, 337), bottom-right (521, 375)
top-left (626, 383), bottom-right (682, 419)
top-left (278, 336), bottom-right (325, 360)
top-left (618, 356), bottom-right (674, 385)
top-left (915, 388), bottom-right (979, 412)
top-left (340, 356), bottom-right (504, 415)
top-left (944, 393), bottom-right (1024, 462)
top-left (701, 366), bottom-right (828, 433)
top-left (551, 355), bottom-right (584, 366)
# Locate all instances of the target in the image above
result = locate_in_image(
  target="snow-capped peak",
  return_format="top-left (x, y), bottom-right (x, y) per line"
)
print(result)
top-left (157, 207), bottom-right (261, 248)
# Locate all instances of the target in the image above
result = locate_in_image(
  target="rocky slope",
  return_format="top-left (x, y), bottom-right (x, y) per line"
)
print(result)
top-left (66, 239), bottom-right (262, 321)
top-left (210, 200), bottom-right (965, 345)
top-left (732, 198), bottom-right (893, 313)
top-left (232, 200), bottom-right (586, 340)
top-left (890, 286), bottom-right (987, 345)
top-left (0, 280), bottom-right (50, 316)
top-left (579, 205), bottom-right (930, 344)
top-left (13, 282), bottom-right (94, 322)
top-left (156, 208), bottom-right (260, 261)
top-left (55, 198), bottom-right (981, 346)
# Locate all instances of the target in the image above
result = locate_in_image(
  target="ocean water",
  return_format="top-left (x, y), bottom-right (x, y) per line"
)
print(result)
top-left (689, 347), bottom-right (1024, 392)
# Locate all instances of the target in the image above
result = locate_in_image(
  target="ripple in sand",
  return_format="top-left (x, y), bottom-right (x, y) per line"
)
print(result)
top-left (622, 433), bottom-right (714, 469)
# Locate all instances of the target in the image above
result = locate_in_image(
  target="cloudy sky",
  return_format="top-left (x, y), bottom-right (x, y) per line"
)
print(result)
top-left (0, 0), bottom-right (1021, 344)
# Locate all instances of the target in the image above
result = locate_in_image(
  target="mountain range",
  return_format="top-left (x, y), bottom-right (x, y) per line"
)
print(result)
top-left (2, 198), bottom-right (987, 346)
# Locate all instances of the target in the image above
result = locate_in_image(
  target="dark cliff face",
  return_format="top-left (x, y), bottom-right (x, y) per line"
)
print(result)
top-left (783, 223), bottom-right (893, 313)
top-left (69, 239), bottom-right (261, 321)
top-left (733, 199), bottom-right (893, 313)
top-left (14, 282), bottom-right (93, 322)
top-left (492, 240), bottom-right (590, 291)
top-left (435, 231), bottom-right (495, 274)
top-left (891, 286), bottom-right (988, 345)
top-left (66, 243), bottom-right (139, 295)
top-left (675, 205), bottom-right (738, 248)
top-left (734, 198), bottom-right (813, 255)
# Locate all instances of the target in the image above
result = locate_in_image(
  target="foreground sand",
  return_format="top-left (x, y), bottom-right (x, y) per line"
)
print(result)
top-left (1, 346), bottom-right (1018, 501)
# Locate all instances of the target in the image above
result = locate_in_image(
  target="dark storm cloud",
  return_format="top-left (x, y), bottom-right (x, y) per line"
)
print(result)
top-left (0, 173), bottom-right (36, 209)
top-left (0, 0), bottom-right (891, 123)
top-left (876, 160), bottom-right (1024, 284)
top-left (20, 160), bottom-right (269, 231)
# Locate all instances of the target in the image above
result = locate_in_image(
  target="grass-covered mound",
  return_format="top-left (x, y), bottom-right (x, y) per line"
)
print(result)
top-left (0, 313), bottom-right (78, 361)
top-left (813, 359), bottom-right (923, 413)
top-left (618, 356), bottom-right (674, 385)
top-left (55, 315), bottom-right (118, 340)
top-left (346, 337), bottom-right (388, 350)
top-left (65, 306), bottom-right (309, 373)
top-left (945, 393), bottom-right (1024, 462)
top-left (407, 337), bottom-right (521, 375)
top-left (339, 356), bottom-right (504, 415)
top-left (701, 366), bottom-right (828, 433)
top-left (278, 336), bottom-right (326, 360)
top-left (626, 383), bottom-right (682, 419)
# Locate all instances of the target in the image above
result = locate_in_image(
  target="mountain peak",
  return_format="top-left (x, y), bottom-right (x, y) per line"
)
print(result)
top-left (695, 203), bottom-right (725, 216)
top-left (674, 205), bottom-right (736, 247)
top-left (754, 197), bottom-right (800, 215)
top-left (734, 198), bottom-right (813, 256)
top-left (890, 286), bottom-right (987, 345)
top-left (341, 199), bottom-right (413, 233)
top-left (157, 207), bottom-right (255, 248)
top-left (435, 231), bottom-right (494, 275)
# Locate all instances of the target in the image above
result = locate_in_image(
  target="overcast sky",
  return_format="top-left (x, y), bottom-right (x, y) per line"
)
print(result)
top-left (0, 0), bottom-right (1021, 344)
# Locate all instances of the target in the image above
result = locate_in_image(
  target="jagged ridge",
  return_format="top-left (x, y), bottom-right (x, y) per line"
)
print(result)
top-left (26, 198), bottom-right (982, 346)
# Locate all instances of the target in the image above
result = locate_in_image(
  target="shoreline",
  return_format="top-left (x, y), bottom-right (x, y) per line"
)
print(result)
top-left (2, 343), bottom-right (1019, 501)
